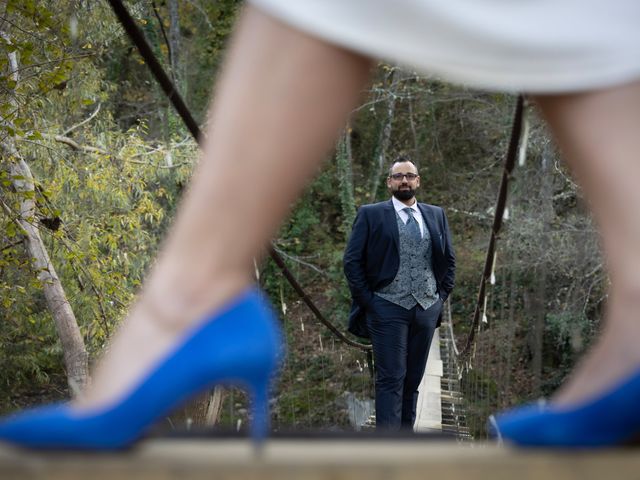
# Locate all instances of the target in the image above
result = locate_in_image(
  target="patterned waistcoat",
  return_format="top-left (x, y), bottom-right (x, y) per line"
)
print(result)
top-left (376, 212), bottom-right (439, 310)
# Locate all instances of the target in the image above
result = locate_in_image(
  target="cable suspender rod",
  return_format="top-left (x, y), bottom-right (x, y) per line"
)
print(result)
top-left (106, 0), bottom-right (372, 352)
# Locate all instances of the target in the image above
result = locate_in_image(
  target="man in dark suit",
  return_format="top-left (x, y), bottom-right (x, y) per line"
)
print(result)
top-left (344, 157), bottom-right (455, 430)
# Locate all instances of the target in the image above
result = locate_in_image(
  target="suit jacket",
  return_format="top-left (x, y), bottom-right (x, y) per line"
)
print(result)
top-left (343, 199), bottom-right (456, 338)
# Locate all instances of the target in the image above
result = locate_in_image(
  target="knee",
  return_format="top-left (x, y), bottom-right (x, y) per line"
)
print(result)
top-left (376, 370), bottom-right (405, 392)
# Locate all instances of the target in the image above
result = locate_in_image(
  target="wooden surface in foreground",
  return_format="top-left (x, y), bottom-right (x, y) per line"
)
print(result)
top-left (1, 438), bottom-right (640, 480)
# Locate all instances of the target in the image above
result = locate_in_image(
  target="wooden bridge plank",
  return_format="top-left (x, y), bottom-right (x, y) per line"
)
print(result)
top-left (1, 439), bottom-right (639, 480)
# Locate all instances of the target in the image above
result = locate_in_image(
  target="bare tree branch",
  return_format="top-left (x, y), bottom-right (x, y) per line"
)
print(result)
top-left (124, 158), bottom-right (190, 169)
top-left (62, 103), bottom-right (102, 136)
top-left (272, 246), bottom-right (329, 277)
top-left (50, 134), bottom-right (108, 154)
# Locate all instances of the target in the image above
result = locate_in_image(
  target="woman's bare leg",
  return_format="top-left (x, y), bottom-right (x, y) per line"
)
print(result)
top-left (534, 81), bottom-right (640, 406)
top-left (76, 6), bottom-right (372, 410)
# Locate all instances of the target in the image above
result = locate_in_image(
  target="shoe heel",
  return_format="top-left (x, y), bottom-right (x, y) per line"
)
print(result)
top-left (249, 377), bottom-right (271, 445)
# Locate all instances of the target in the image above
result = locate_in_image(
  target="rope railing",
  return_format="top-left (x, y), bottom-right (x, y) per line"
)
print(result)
top-left (437, 299), bottom-right (469, 438)
top-left (447, 96), bottom-right (529, 438)
top-left (105, 0), bottom-right (372, 355)
top-left (106, 0), bottom-right (525, 360)
top-left (460, 95), bottom-right (524, 358)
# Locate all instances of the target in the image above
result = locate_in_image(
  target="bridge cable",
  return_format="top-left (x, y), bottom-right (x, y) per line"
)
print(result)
top-left (460, 95), bottom-right (524, 358)
top-left (105, 0), bottom-right (373, 354)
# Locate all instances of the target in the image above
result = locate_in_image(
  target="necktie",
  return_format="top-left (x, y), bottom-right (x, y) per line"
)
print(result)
top-left (403, 208), bottom-right (422, 242)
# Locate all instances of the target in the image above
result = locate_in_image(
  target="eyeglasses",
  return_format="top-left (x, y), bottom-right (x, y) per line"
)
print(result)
top-left (389, 173), bottom-right (419, 180)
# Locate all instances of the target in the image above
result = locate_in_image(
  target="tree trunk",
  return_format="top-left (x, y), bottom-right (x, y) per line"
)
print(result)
top-left (337, 125), bottom-right (356, 240)
top-left (1, 30), bottom-right (89, 395)
top-left (168, 0), bottom-right (181, 90)
top-left (5, 158), bottom-right (90, 394)
top-left (368, 68), bottom-right (399, 202)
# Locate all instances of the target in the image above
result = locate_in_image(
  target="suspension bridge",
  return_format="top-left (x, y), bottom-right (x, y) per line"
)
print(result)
top-left (90, 0), bottom-right (500, 444)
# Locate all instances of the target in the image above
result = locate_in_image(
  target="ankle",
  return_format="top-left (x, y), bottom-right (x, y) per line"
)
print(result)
top-left (138, 272), bottom-right (252, 330)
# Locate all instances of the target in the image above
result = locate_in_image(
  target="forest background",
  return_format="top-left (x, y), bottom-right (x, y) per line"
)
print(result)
top-left (0, 0), bottom-right (606, 434)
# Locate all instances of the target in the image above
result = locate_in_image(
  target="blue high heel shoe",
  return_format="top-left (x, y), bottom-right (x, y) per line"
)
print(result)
top-left (490, 369), bottom-right (640, 447)
top-left (0, 288), bottom-right (284, 450)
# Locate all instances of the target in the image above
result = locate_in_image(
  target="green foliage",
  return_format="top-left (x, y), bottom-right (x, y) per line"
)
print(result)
top-left (0, 0), bottom-right (202, 410)
top-left (540, 310), bottom-right (598, 395)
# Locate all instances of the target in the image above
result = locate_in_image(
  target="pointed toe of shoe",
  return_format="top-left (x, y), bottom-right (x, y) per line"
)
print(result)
top-left (493, 408), bottom-right (612, 448)
top-left (489, 404), bottom-right (549, 446)
top-left (492, 370), bottom-right (640, 447)
top-left (0, 405), bottom-right (75, 449)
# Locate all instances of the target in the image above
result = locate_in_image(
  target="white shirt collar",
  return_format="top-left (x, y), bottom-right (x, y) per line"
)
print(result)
top-left (391, 196), bottom-right (419, 214)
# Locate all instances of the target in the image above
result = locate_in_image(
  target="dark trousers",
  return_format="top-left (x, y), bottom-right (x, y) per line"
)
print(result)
top-left (366, 295), bottom-right (442, 430)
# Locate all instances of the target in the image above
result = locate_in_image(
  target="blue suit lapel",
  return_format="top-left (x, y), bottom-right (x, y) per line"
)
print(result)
top-left (418, 203), bottom-right (443, 254)
top-left (384, 199), bottom-right (399, 253)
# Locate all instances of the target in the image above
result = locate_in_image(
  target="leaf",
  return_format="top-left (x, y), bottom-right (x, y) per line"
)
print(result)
top-left (6, 222), bottom-right (17, 238)
top-left (26, 131), bottom-right (43, 140)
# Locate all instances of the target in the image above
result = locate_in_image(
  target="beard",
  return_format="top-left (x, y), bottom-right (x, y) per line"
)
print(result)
top-left (392, 188), bottom-right (416, 201)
